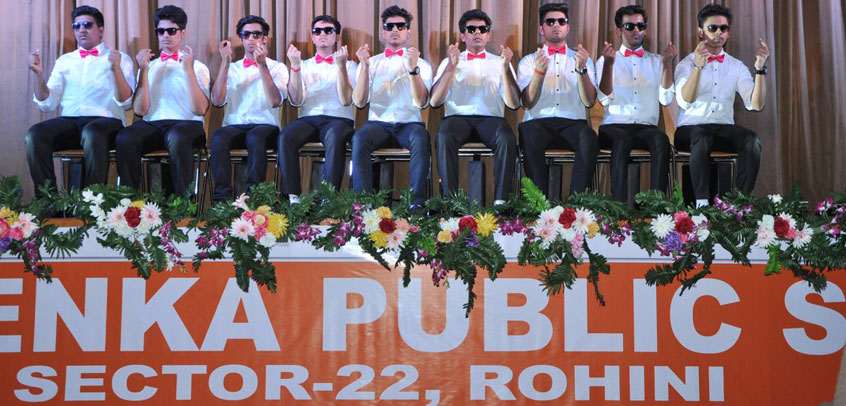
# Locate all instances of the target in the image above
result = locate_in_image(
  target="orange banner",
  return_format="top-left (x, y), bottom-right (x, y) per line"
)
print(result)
top-left (0, 261), bottom-right (844, 405)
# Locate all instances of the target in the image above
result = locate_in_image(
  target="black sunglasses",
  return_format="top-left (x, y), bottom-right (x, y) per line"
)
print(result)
top-left (544, 18), bottom-right (569, 26)
top-left (155, 27), bottom-right (181, 36)
top-left (383, 22), bottom-right (408, 31)
top-left (622, 22), bottom-right (647, 31)
top-left (464, 25), bottom-right (490, 34)
top-left (311, 27), bottom-right (336, 35)
top-left (239, 30), bottom-right (266, 39)
top-left (72, 21), bottom-right (96, 30)
top-left (706, 24), bottom-right (730, 33)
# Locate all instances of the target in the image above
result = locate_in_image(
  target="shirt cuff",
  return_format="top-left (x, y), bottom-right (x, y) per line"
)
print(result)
top-left (33, 93), bottom-right (58, 112)
top-left (597, 90), bottom-right (614, 106)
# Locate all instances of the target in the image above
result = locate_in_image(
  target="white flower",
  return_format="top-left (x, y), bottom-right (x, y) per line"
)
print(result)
top-left (559, 227), bottom-right (577, 242)
top-left (768, 194), bottom-right (783, 204)
top-left (777, 212), bottom-right (797, 229)
top-left (692, 214), bottom-right (707, 226)
top-left (106, 207), bottom-right (127, 229)
top-left (230, 218), bottom-right (255, 241)
top-left (89, 205), bottom-right (106, 220)
top-left (651, 214), bottom-right (674, 238)
top-left (439, 218), bottom-right (460, 232)
top-left (696, 227), bottom-right (711, 241)
top-left (258, 233), bottom-right (276, 248)
top-left (120, 198), bottom-right (132, 207)
top-left (233, 194), bottom-right (250, 211)
top-left (755, 226), bottom-right (776, 247)
top-left (573, 208), bottom-right (595, 234)
top-left (539, 206), bottom-right (564, 227)
top-left (792, 226), bottom-right (813, 248)
top-left (759, 214), bottom-right (775, 230)
top-left (537, 225), bottom-right (558, 248)
top-left (15, 212), bottom-right (38, 238)
top-left (141, 203), bottom-right (162, 227)
top-left (362, 210), bottom-right (381, 234)
top-left (386, 230), bottom-right (407, 249)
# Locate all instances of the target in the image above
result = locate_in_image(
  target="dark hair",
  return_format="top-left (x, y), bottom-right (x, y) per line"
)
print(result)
top-left (614, 5), bottom-right (647, 28)
top-left (72, 5), bottom-right (104, 27)
top-left (312, 15), bottom-right (341, 34)
top-left (381, 5), bottom-right (413, 25)
top-left (458, 9), bottom-right (491, 33)
top-left (154, 5), bottom-right (188, 30)
top-left (697, 4), bottom-right (732, 28)
top-left (539, 2), bottom-right (569, 23)
top-left (237, 15), bottom-right (270, 35)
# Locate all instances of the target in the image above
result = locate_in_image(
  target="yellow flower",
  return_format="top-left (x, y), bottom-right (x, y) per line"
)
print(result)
top-left (475, 212), bottom-right (498, 237)
top-left (0, 207), bottom-right (14, 220)
top-left (267, 213), bottom-right (289, 238)
top-left (370, 231), bottom-right (388, 248)
top-left (437, 230), bottom-right (453, 243)
top-left (131, 200), bottom-right (145, 208)
top-left (376, 206), bottom-right (392, 219)
top-left (257, 205), bottom-right (272, 214)
top-left (253, 212), bottom-right (268, 227)
top-left (587, 222), bottom-right (600, 239)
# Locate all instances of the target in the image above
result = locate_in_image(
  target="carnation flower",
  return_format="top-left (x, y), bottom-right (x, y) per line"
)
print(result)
top-left (258, 233), bottom-right (276, 248)
top-left (379, 218), bottom-right (397, 234)
top-left (124, 206), bottom-right (141, 228)
top-left (458, 215), bottom-right (477, 233)
top-left (376, 206), bottom-right (392, 219)
top-left (437, 230), bottom-right (453, 243)
top-left (558, 208), bottom-right (576, 228)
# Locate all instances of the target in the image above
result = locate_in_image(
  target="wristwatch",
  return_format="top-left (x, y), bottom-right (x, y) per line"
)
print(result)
top-left (408, 66), bottom-right (420, 75)
top-left (755, 66), bottom-right (768, 75)
top-left (575, 66), bottom-right (588, 75)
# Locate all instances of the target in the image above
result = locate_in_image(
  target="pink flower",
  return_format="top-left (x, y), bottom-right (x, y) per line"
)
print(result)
top-left (8, 227), bottom-right (23, 241)
top-left (395, 218), bottom-right (410, 232)
top-left (570, 233), bottom-right (584, 257)
top-left (0, 220), bottom-right (9, 239)
top-left (254, 226), bottom-right (267, 239)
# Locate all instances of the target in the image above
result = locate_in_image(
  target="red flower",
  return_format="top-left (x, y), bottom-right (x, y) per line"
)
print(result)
top-left (774, 217), bottom-right (791, 238)
top-left (559, 208), bottom-right (576, 229)
top-left (379, 218), bottom-right (396, 234)
top-left (675, 217), bottom-right (695, 234)
top-left (459, 215), bottom-right (478, 233)
top-left (125, 207), bottom-right (141, 228)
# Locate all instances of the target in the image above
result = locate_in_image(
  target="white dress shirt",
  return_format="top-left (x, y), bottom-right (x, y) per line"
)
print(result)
top-left (220, 58), bottom-right (288, 127)
top-left (433, 50), bottom-right (516, 118)
top-left (33, 43), bottom-right (135, 124)
top-left (294, 56), bottom-right (358, 121)
top-left (142, 52), bottom-right (210, 122)
top-left (517, 44), bottom-right (597, 122)
top-left (674, 51), bottom-right (755, 126)
top-left (596, 46), bottom-right (674, 126)
top-left (359, 48), bottom-right (433, 123)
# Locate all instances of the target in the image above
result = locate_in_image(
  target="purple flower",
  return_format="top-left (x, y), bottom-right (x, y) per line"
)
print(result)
top-left (0, 237), bottom-right (10, 253)
top-left (431, 261), bottom-right (448, 287)
top-left (295, 224), bottom-right (320, 241)
top-left (465, 233), bottom-right (480, 248)
top-left (663, 231), bottom-right (683, 253)
top-left (333, 234), bottom-right (346, 246)
top-left (500, 217), bottom-right (527, 236)
top-left (352, 202), bottom-right (364, 213)
top-left (416, 249), bottom-right (428, 260)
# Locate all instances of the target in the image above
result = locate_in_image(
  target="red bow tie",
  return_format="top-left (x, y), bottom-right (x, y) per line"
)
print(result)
top-left (624, 48), bottom-right (644, 57)
top-left (467, 52), bottom-right (486, 61)
top-left (79, 48), bottom-right (99, 58)
top-left (160, 51), bottom-right (179, 62)
top-left (707, 54), bottom-right (725, 63)
top-left (243, 58), bottom-right (258, 68)
top-left (547, 46), bottom-right (567, 55)
top-left (315, 54), bottom-right (334, 64)
top-left (385, 49), bottom-right (404, 58)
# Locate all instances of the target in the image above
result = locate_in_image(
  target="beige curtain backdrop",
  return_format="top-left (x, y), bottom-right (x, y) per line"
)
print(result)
top-left (1, 0), bottom-right (844, 205)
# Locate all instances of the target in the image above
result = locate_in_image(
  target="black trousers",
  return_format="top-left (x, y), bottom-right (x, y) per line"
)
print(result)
top-left (115, 120), bottom-right (205, 196)
top-left (518, 117), bottom-right (598, 198)
top-left (25, 116), bottom-right (122, 196)
top-left (351, 121), bottom-right (431, 206)
top-left (599, 124), bottom-right (670, 202)
top-left (675, 124), bottom-right (761, 199)
top-left (277, 115), bottom-right (354, 195)
top-left (209, 124), bottom-right (279, 201)
top-left (436, 115), bottom-right (517, 200)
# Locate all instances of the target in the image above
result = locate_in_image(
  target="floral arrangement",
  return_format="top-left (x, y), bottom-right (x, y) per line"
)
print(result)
top-left (3, 175), bottom-right (846, 315)
top-left (79, 185), bottom-right (190, 277)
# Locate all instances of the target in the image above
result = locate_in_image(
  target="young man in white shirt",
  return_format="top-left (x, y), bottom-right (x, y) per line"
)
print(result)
top-left (596, 5), bottom-right (677, 203)
top-left (279, 15), bottom-right (356, 204)
top-left (351, 5), bottom-right (433, 208)
top-left (209, 15), bottom-right (287, 202)
top-left (25, 6), bottom-right (134, 196)
top-left (517, 2), bottom-right (598, 199)
top-left (675, 4), bottom-right (769, 207)
top-left (115, 5), bottom-right (210, 196)
top-left (430, 9), bottom-right (519, 205)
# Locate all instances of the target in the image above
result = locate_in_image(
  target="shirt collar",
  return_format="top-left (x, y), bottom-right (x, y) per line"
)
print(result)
top-left (619, 45), bottom-right (643, 54)
top-left (77, 42), bottom-right (106, 55)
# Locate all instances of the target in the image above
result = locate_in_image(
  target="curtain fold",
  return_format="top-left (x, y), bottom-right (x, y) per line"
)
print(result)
top-left (1, 0), bottom-right (842, 204)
